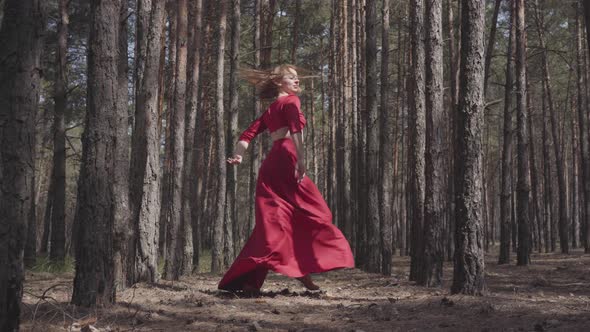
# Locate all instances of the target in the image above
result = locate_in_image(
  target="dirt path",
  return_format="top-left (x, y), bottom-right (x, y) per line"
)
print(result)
top-left (20, 249), bottom-right (590, 331)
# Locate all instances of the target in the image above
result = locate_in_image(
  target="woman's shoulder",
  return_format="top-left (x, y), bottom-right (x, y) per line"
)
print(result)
top-left (280, 94), bottom-right (300, 107)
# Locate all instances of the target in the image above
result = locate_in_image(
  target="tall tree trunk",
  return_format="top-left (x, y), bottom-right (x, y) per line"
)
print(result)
top-left (580, 0), bottom-right (590, 252)
top-left (528, 80), bottom-right (544, 253)
top-left (483, 0), bottom-right (501, 96)
top-left (211, 0), bottom-right (228, 274)
top-left (291, 0), bottom-right (301, 63)
top-left (130, 0), bottom-right (165, 284)
top-left (408, 0), bottom-right (426, 281)
top-left (249, 0), bottom-right (262, 236)
top-left (541, 82), bottom-right (553, 253)
top-left (72, 0), bottom-right (122, 307)
top-left (451, 0), bottom-right (486, 295)
top-left (336, 0), bottom-right (352, 258)
top-left (379, 0), bottom-right (393, 275)
top-left (350, 0), bottom-right (359, 254)
top-left (515, 0), bottom-right (531, 265)
top-left (445, 0), bottom-right (457, 262)
top-left (49, 0), bottom-right (69, 263)
top-left (0, 0), bottom-right (44, 328)
top-left (394, 5), bottom-right (407, 256)
top-left (113, 0), bottom-right (132, 290)
top-left (421, 0), bottom-right (444, 287)
top-left (259, 0), bottom-right (275, 155)
top-left (185, 0), bottom-right (202, 273)
top-left (571, 95), bottom-right (580, 249)
top-left (332, 1), bottom-right (349, 231)
top-left (183, 2), bottom-right (199, 274)
top-left (344, 0), bottom-right (353, 259)
top-left (40, 175), bottom-right (54, 254)
top-left (261, 0), bottom-right (275, 69)
top-left (498, 1), bottom-right (515, 264)
top-left (533, 0), bottom-right (569, 254)
top-left (328, 0), bottom-right (337, 242)
top-left (24, 168), bottom-right (38, 268)
top-left (225, 0), bottom-right (240, 265)
top-left (365, 0), bottom-right (381, 273)
top-left (163, 0), bottom-right (188, 280)
top-left (159, 0), bottom-right (177, 258)
top-left (356, 0), bottom-right (369, 262)
top-left (135, 0), bottom-right (151, 109)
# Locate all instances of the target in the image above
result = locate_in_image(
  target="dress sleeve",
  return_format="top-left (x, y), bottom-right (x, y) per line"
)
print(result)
top-left (238, 115), bottom-right (267, 143)
top-left (284, 96), bottom-right (304, 134)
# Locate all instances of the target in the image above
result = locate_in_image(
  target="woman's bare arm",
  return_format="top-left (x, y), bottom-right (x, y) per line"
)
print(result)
top-left (291, 132), bottom-right (306, 182)
top-left (227, 140), bottom-right (249, 164)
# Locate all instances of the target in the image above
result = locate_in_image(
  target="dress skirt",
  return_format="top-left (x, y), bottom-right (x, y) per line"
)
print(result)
top-left (218, 138), bottom-right (354, 291)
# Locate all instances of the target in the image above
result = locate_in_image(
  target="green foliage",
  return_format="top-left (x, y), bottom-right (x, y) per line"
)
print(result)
top-left (29, 254), bottom-right (75, 274)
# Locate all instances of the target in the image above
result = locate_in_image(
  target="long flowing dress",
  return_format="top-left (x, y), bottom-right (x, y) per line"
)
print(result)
top-left (218, 94), bottom-right (354, 291)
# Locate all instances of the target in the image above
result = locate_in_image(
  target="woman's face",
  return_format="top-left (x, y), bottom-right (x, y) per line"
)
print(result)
top-left (278, 69), bottom-right (301, 95)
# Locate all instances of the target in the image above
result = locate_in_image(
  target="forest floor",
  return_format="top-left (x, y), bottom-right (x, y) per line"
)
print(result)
top-left (20, 248), bottom-right (590, 332)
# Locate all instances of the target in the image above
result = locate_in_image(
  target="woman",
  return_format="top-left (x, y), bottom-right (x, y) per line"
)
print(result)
top-left (218, 64), bottom-right (354, 293)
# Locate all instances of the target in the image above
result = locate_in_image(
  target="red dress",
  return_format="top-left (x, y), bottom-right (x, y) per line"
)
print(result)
top-left (218, 94), bottom-right (354, 291)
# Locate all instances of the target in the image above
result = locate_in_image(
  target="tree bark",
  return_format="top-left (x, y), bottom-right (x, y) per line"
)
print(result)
top-left (225, 0), bottom-right (240, 265)
top-left (528, 80), bottom-right (544, 253)
top-left (328, 0), bottom-right (337, 242)
top-left (571, 93), bottom-right (579, 249)
top-left (248, 0), bottom-right (262, 236)
top-left (0, 0), bottom-right (44, 328)
top-left (135, 0), bottom-right (152, 110)
top-left (541, 81), bottom-right (554, 253)
top-left (379, 0), bottom-right (393, 275)
top-left (333, 0), bottom-right (342, 230)
top-left (356, 0), bottom-right (369, 262)
top-left (350, 0), bottom-right (359, 255)
top-left (113, 0), bottom-right (132, 290)
top-left (421, 0), bottom-right (444, 287)
top-left (365, 0), bottom-right (381, 273)
top-left (483, 0), bottom-right (501, 96)
top-left (291, 0), bottom-right (301, 63)
top-left (72, 0), bottom-right (122, 307)
top-left (533, 0), bottom-right (569, 254)
top-left (49, 0), bottom-right (69, 263)
top-left (515, 0), bottom-right (531, 265)
top-left (163, 0), bottom-right (188, 280)
top-left (335, 0), bottom-right (353, 259)
top-left (184, 0), bottom-right (202, 273)
top-left (130, 0), bottom-right (165, 284)
top-left (451, 0), bottom-right (486, 295)
top-left (40, 175), bottom-right (54, 255)
top-left (211, 0), bottom-right (228, 274)
top-left (159, 1), bottom-right (178, 258)
top-left (408, 0), bottom-right (426, 281)
top-left (580, 0), bottom-right (590, 252)
top-left (445, 0), bottom-right (458, 262)
top-left (498, 1), bottom-right (515, 264)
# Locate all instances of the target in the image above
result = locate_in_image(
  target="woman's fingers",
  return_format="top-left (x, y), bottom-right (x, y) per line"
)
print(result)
top-left (295, 168), bottom-right (305, 183)
top-left (226, 156), bottom-right (242, 164)
top-left (298, 174), bottom-right (305, 183)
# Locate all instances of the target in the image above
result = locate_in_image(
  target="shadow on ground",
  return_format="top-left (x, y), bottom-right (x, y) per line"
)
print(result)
top-left (20, 248), bottom-right (590, 331)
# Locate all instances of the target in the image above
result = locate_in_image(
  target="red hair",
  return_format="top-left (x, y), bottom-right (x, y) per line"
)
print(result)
top-left (240, 64), bottom-right (308, 99)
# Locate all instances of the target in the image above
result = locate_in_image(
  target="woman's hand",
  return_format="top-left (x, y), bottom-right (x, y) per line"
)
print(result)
top-left (227, 154), bottom-right (243, 164)
top-left (295, 160), bottom-right (306, 183)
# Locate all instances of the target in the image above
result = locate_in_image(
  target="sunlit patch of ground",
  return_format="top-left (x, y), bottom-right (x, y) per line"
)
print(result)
top-left (20, 248), bottom-right (590, 331)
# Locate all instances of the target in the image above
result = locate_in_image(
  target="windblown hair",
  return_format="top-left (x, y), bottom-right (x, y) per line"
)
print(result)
top-left (240, 64), bottom-right (311, 99)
